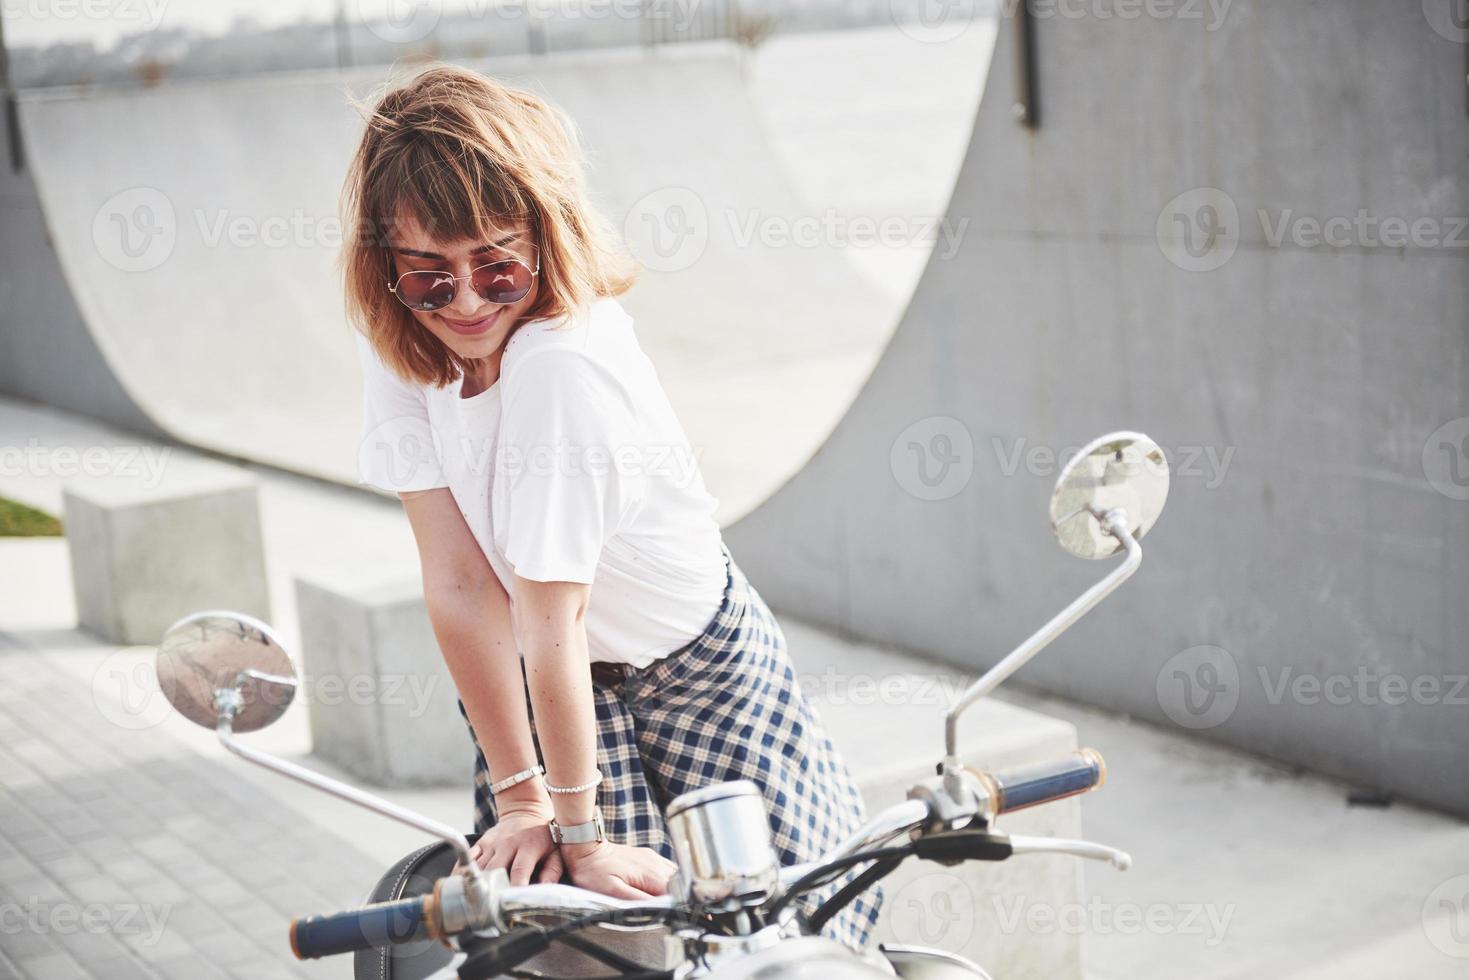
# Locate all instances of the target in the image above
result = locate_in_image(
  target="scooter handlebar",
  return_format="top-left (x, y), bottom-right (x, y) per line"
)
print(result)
top-left (986, 748), bottom-right (1107, 815)
top-left (290, 894), bottom-right (434, 960)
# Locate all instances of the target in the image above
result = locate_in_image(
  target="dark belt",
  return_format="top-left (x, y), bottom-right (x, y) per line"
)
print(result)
top-left (589, 660), bottom-right (630, 690)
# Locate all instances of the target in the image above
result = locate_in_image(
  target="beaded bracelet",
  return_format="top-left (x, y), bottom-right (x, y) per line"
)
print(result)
top-left (489, 763), bottom-right (544, 795)
top-left (545, 769), bottom-right (603, 795)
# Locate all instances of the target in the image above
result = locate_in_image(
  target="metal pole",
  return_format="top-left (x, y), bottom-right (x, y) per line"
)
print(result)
top-left (1012, 0), bottom-right (1039, 128)
top-left (334, 0), bottom-right (354, 70)
top-left (0, 11), bottom-right (22, 173)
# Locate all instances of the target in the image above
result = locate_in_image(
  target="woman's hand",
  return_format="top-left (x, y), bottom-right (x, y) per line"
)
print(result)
top-left (560, 840), bottom-right (679, 900)
top-left (454, 787), bottom-right (564, 885)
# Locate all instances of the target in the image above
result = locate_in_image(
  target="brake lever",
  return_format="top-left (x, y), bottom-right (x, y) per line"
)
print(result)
top-left (1006, 835), bottom-right (1132, 870)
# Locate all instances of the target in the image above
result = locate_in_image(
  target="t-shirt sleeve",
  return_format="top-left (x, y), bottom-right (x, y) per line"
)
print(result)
top-left (354, 332), bottom-right (449, 494)
top-left (497, 348), bottom-right (645, 584)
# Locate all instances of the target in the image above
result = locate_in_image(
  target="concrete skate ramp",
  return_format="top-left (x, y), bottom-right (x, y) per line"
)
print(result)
top-left (2, 45), bottom-right (893, 514)
top-left (0, 146), bottom-right (162, 438)
top-left (727, 3), bottom-right (1469, 815)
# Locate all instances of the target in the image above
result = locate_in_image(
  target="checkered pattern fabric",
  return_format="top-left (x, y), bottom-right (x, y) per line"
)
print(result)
top-left (458, 543), bottom-right (883, 952)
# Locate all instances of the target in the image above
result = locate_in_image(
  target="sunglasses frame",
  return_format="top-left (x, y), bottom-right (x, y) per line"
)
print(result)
top-left (387, 244), bottom-right (541, 313)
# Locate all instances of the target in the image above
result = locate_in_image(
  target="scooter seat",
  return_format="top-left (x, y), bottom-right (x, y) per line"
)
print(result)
top-left (353, 839), bottom-right (460, 980)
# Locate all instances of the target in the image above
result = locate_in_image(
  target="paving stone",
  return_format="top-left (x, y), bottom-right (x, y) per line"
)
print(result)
top-left (10, 951), bottom-right (87, 980)
top-left (148, 953), bottom-right (232, 980)
top-left (32, 854), bottom-right (92, 885)
top-left (49, 927), bottom-right (130, 972)
top-left (0, 644), bottom-right (383, 978)
top-left (69, 956), bottom-right (160, 980)
top-left (0, 928), bottom-right (60, 964)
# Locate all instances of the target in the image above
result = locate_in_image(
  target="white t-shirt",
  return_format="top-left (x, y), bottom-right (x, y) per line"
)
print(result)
top-left (356, 296), bottom-right (727, 668)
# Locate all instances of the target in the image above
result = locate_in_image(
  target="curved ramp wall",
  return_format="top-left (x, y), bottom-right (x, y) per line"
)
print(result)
top-left (727, 2), bottom-right (1469, 815)
top-left (0, 139), bottom-right (162, 436)
top-left (0, 46), bottom-right (894, 505)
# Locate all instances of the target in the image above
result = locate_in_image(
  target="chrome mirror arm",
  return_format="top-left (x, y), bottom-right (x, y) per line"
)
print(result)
top-left (941, 509), bottom-right (1142, 800)
top-left (211, 683), bottom-right (484, 884)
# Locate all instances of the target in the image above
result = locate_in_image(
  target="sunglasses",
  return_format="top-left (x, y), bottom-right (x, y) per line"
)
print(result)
top-left (387, 246), bottom-right (540, 313)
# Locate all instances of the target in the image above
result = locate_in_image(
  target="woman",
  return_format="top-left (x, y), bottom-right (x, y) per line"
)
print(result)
top-left (343, 65), bottom-right (881, 951)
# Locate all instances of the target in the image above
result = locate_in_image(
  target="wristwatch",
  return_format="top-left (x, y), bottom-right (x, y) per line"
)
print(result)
top-left (548, 807), bottom-right (606, 845)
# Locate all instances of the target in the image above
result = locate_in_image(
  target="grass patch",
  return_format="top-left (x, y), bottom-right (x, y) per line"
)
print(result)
top-left (0, 497), bottom-right (63, 537)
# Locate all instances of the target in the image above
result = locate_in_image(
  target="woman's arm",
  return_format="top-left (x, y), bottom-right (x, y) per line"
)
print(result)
top-left (513, 574), bottom-right (676, 898)
top-left (401, 488), bottom-right (568, 884)
top-left (510, 575), bottom-right (599, 825)
top-left (399, 488), bottom-right (548, 815)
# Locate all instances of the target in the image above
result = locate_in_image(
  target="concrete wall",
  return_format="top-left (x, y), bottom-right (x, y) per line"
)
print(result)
top-left (0, 135), bottom-right (162, 435)
top-left (729, 2), bottom-right (1469, 816)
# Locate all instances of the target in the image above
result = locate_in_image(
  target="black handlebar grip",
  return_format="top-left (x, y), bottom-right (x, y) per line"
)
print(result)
top-left (989, 748), bottom-right (1106, 815)
top-left (290, 895), bottom-right (434, 960)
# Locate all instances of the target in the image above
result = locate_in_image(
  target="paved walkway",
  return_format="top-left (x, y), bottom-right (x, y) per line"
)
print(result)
top-left (0, 634), bottom-right (370, 979)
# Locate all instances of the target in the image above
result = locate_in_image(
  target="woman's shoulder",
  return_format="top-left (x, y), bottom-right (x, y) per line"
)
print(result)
top-left (501, 297), bottom-right (635, 383)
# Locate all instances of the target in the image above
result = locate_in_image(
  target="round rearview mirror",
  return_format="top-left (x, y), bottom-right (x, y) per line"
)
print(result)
top-left (1050, 432), bottom-right (1170, 559)
top-left (156, 611), bottom-right (297, 733)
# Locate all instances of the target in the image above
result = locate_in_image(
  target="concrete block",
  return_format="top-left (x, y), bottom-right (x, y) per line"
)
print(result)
top-left (62, 467), bottom-right (269, 645)
top-left (788, 620), bottom-right (1087, 980)
top-left (294, 574), bottom-right (469, 788)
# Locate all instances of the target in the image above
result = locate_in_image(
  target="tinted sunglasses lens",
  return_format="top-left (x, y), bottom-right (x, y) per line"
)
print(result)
top-left (472, 261), bottom-right (533, 305)
top-left (396, 272), bottom-right (456, 311)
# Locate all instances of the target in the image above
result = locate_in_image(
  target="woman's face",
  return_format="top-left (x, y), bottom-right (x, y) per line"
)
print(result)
top-left (387, 213), bottom-right (541, 365)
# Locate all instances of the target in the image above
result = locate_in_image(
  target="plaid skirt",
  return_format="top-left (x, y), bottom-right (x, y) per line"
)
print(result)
top-left (457, 543), bottom-right (883, 952)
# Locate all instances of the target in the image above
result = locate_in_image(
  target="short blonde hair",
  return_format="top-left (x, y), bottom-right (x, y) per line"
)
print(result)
top-left (341, 64), bottom-right (636, 387)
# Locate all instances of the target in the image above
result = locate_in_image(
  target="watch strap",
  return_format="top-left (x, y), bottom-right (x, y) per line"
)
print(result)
top-left (549, 808), bottom-right (605, 845)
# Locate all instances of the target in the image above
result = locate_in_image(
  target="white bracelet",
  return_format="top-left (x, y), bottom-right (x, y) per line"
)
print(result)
top-left (489, 764), bottom-right (544, 794)
top-left (545, 769), bottom-right (602, 795)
